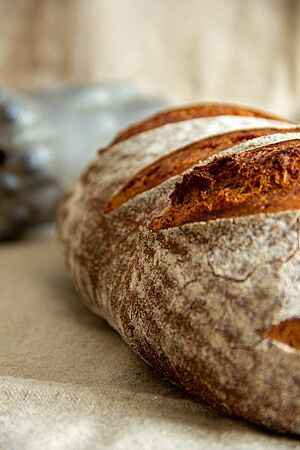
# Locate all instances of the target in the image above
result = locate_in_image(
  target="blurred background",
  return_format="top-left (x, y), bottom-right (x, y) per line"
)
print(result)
top-left (0, 0), bottom-right (298, 118)
top-left (1, 0), bottom-right (300, 239)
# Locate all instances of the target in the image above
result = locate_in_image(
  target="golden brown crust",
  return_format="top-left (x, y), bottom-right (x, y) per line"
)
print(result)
top-left (106, 127), bottom-right (300, 213)
top-left (149, 139), bottom-right (300, 230)
top-left (266, 319), bottom-right (300, 350)
top-left (112, 103), bottom-right (290, 144)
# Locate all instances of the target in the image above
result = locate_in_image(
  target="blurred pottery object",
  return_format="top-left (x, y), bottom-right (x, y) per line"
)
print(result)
top-left (0, 83), bottom-right (167, 240)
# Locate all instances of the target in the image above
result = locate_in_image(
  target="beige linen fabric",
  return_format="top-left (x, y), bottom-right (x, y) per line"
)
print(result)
top-left (0, 0), bottom-right (300, 119)
top-left (0, 236), bottom-right (299, 450)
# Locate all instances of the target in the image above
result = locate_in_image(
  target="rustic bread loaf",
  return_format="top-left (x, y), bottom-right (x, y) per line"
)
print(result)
top-left (58, 103), bottom-right (300, 434)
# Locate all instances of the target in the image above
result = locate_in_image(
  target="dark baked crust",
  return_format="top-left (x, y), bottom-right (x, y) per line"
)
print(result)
top-left (112, 103), bottom-right (289, 144)
top-left (106, 127), bottom-right (300, 213)
top-left (266, 319), bottom-right (300, 349)
top-left (149, 139), bottom-right (300, 229)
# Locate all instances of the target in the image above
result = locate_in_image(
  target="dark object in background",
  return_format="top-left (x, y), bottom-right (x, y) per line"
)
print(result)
top-left (0, 83), bottom-right (166, 240)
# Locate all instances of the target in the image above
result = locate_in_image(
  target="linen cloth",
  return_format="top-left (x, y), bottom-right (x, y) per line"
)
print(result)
top-left (1, 0), bottom-right (300, 120)
top-left (0, 236), bottom-right (299, 449)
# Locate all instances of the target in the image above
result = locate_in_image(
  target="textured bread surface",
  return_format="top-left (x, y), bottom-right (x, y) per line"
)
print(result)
top-left (150, 139), bottom-right (300, 229)
top-left (266, 319), bottom-right (300, 350)
top-left (113, 103), bottom-right (288, 143)
top-left (58, 104), bottom-right (300, 434)
top-left (107, 127), bottom-right (300, 213)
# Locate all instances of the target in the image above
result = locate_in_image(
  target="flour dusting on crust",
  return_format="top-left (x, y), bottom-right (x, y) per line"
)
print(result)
top-left (57, 108), bottom-right (300, 434)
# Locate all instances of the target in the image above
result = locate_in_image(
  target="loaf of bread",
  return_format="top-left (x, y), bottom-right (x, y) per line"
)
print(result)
top-left (58, 103), bottom-right (300, 434)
